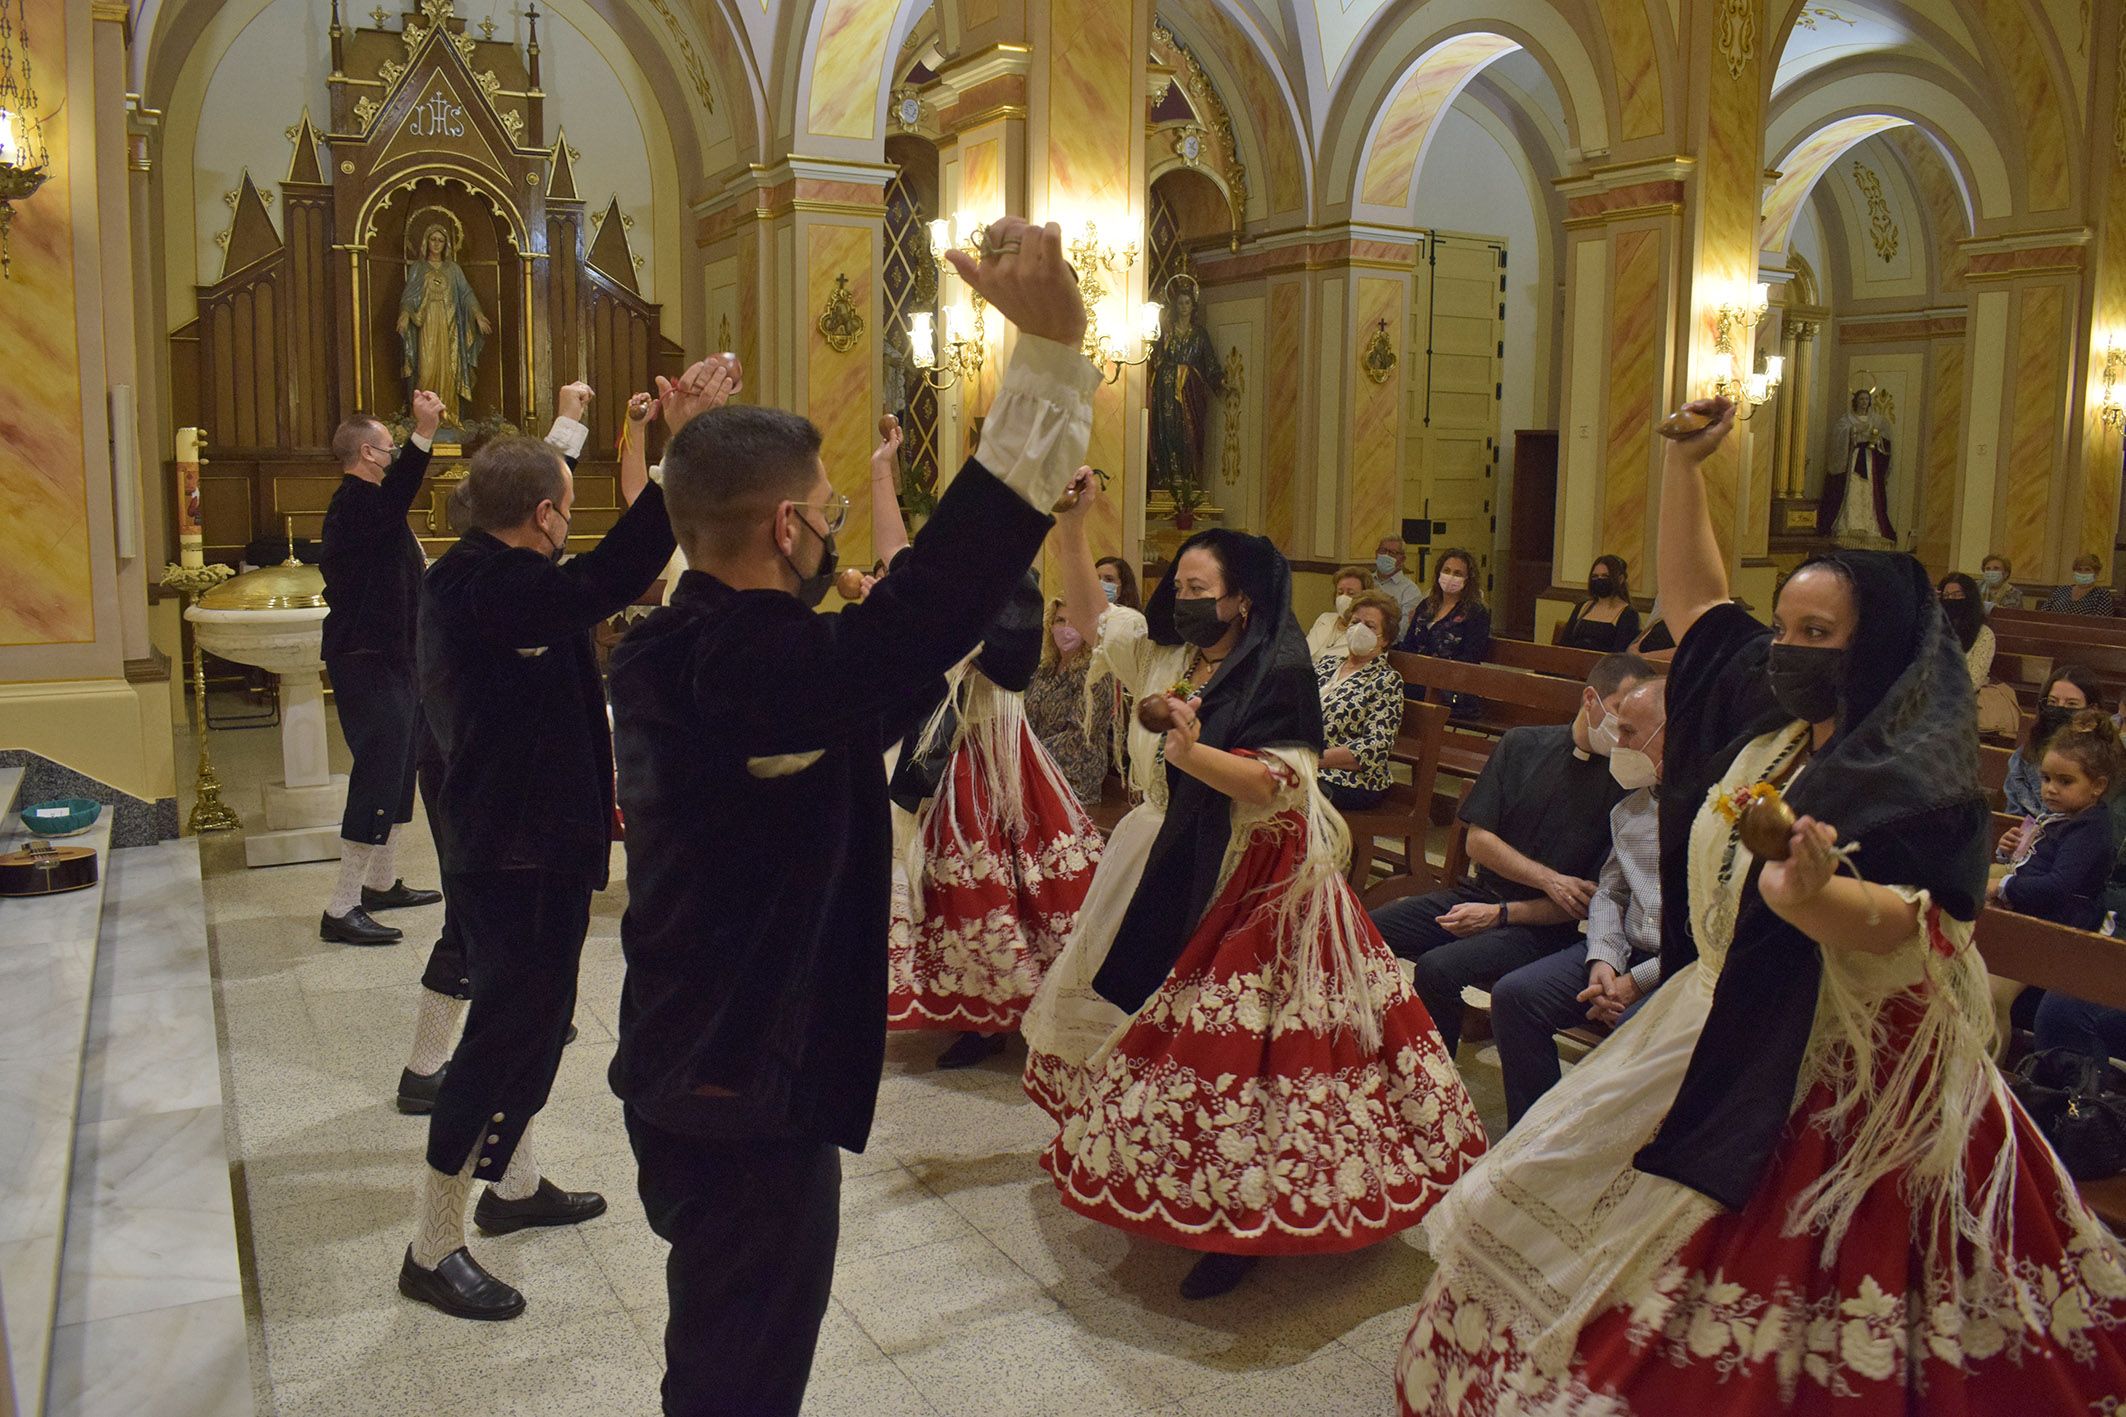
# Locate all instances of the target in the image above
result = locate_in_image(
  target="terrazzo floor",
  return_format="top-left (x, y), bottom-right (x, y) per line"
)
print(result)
top-left (188, 696), bottom-right (1510, 1415)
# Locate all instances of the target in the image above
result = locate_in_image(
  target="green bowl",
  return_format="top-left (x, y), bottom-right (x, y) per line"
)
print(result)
top-left (19, 798), bottom-right (100, 837)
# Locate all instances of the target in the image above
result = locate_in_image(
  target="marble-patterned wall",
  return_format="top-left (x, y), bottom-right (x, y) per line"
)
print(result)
top-left (2000, 282), bottom-right (2068, 574)
top-left (1261, 280), bottom-right (1305, 547)
top-left (1348, 276), bottom-right (1406, 557)
top-left (1600, 227), bottom-right (1662, 572)
top-left (805, 223), bottom-right (880, 563)
top-left (1356, 35), bottom-right (1520, 213)
top-left (1916, 337), bottom-right (1965, 575)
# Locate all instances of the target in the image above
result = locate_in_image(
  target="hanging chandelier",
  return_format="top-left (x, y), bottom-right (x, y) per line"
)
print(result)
top-left (0, 0), bottom-right (51, 281)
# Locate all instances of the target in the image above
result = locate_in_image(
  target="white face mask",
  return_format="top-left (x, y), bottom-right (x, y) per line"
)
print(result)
top-left (1345, 623), bottom-right (1380, 657)
top-left (1585, 705), bottom-right (1619, 757)
top-left (1437, 572), bottom-right (1466, 596)
top-left (1334, 593), bottom-right (1354, 614)
top-left (1609, 746), bottom-right (1658, 791)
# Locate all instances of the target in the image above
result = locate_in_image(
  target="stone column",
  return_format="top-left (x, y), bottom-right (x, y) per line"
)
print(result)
top-left (1772, 319), bottom-right (1800, 497)
top-left (1788, 321), bottom-right (1818, 498)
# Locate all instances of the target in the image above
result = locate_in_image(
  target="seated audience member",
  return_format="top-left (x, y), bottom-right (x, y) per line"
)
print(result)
top-left (1629, 599), bottom-right (1675, 656)
top-left (1370, 652), bottom-right (1652, 1055)
top-left (1980, 552), bottom-right (2024, 611)
top-left (1094, 552), bottom-right (1141, 611)
top-left (1557, 555), bottom-right (1641, 652)
top-left (1992, 711), bottom-right (2119, 933)
top-left (1306, 565), bottom-right (1375, 660)
top-left (1938, 572), bottom-right (1994, 686)
top-left (1397, 547), bottom-right (1491, 719)
top-left (1374, 534), bottom-right (1427, 627)
top-left (1314, 589), bottom-right (1403, 812)
top-left (1026, 596), bottom-right (1115, 804)
top-left (1489, 675), bottom-right (1666, 1126)
top-left (2005, 665), bottom-right (2101, 820)
top-left (2043, 553), bottom-right (2116, 616)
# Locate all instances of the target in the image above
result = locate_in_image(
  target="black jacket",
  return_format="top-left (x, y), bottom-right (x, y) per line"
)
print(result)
top-left (321, 442), bottom-right (432, 662)
top-left (418, 481), bottom-right (675, 885)
top-left (607, 463), bottom-right (1051, 1151)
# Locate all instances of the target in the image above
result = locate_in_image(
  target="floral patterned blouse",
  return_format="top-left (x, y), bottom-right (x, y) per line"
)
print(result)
top-left (1397, 599), bottom-right (1492, 719)
top-left (1313, 652), bottom-right (1403, 792)
top-left (1026, 652), bottom-right (1114, 804)
top-left (2041, 584), bottom-right (2117, 617)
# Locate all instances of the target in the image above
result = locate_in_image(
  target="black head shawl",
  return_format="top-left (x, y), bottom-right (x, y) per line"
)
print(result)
top-left (1090, 529), bottom-right (1324, 1014)
top-left (885, 568), bottom-right (1044, 812)
top-left (1635, 550), bottom-right (1992, 1210)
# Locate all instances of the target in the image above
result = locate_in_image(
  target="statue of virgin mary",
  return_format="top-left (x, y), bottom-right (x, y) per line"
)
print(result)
top-left (396, 222), bottom-right (492, 426)
top-left (1816, 386), bottom-right (1895, 545)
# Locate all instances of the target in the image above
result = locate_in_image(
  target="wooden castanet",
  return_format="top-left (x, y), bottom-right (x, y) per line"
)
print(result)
top-left (1657, 406), bottom-right (1714, 440)
top-left (0, 841), bottom-right (99, 897)
top-left (1739, 792), bottom-right (1798, 860)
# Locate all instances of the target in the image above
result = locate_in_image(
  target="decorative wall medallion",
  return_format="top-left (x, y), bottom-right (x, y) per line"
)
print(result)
top-left (1850, 160), bottom-right (1899, 262)
top-left (1148, 24), bottom-right (1249, 245)
top-left (892, 87), bottom-right (924, 134)
top-left (1361, 318), bottom-right (1397, 385)
top-left (1172, 124), bottom-right (1206, 167)
top-left (818, 272), bottom-right (864, 354)
top-left (1717, 0), bottom-right (1757, 81)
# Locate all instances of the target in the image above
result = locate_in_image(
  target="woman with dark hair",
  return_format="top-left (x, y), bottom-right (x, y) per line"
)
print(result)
top-left (2003, 664), bottom-right (2101, 821)
top-left (1397, 399), bottom-right (2126, 1412)
top-left (1397, 547), bottom-right (1491, 718)
top-left (1559, 554), bottom-right (1641, 652)
top-left (1094, 553), bottom-right (1141, 611)
top-left (1937, 571), bottom-right (1993, 685)
top-left (1025, 480), bottom-right (1484, 1303)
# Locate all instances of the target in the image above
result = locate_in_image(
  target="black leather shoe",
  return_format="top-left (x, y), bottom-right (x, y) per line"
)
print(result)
top-left (320, 908), bottom-right (402, 945)
top-left (564, 1023), bottom-right (578, 1047)
top-left (1180, 1252), bottom-right (1260, 1300)
top-left (936, 1031), bottom-right (1007, 1070)
top-left (474, 1177), bottom-right (607, 1236)
top-left (395, 1065), bottom-right (446, 1115)
top-left (398, 1246), bottom-right (524, 1320)
top-left (362, 880), bottom-right (443, 911)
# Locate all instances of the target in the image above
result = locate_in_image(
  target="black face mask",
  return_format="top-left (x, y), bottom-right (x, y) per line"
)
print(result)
top-left (782, 513), bottom-right (838, 609)
top-left (1766, 643), bottom-right (1846, 724)
top-left (2032, 702), bottom-right (2076, 749)
top-left (1588, 574), bottom-right (1616, 600)
top-left (1171, 596), bottom-right (1231, 648)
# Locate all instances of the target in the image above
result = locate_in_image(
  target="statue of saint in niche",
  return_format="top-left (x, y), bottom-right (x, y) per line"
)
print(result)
top-left (396, 220), bottom-right (492, 427)
top-left (1147, 273), bottom-right (1225, 495)
top-left (1817, 386), bottom-right (1895, 545)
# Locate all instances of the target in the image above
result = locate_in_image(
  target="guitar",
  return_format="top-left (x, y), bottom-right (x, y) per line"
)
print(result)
top-left (0, 841), bottom-right (100, 897)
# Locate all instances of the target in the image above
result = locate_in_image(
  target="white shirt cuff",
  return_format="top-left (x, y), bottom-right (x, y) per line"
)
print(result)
top-left (1628, 956), bottom-right (1663, 993)
top-left (410, 432), bottom-right (433, 452)
top-left (974, 333), bottom-right (1101, 513)
top-left (545, 416), bottom-right (590, 460)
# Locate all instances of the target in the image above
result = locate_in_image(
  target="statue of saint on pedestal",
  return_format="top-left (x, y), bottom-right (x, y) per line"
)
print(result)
top-left (1817, 387), bottom-right (1894, 545)
top-left (1148, 273), bottom-right (1225, 496)
top-left (396, 222), bottom-right (492, 427)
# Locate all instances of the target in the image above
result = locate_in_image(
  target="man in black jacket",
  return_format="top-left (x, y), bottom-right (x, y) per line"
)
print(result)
top-left (395, 362), bottom-right (729, 1320)
top-left (607, 217), bottom-right (1096, 1416)
top-left (317, 389), bottom-right (445, 945)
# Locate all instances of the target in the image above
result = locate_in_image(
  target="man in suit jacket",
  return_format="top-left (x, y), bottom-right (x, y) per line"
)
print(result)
top-left (606, 217), bottom-right (1096, 1415)
top-left (395, 361), bottom-right (729, 1320)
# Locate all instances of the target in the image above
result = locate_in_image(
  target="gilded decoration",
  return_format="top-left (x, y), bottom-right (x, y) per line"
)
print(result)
top-left (1850, 161), bottom-right (1899, 262)
top-left (818, 272), bottom-right (864, 354)
top-left (1221, 347), bottom-right (1244, 490)
top-left (891, 85), bottom-right (925, 134)
top-left (1717, 0), bottom-right (1757, 81)
top-left (1149, 24), bottom-right (1248, 246)
top-left (1361, 318), bottom-right (1398, 385)
top-left (642, 0), bottom-right (715, 114)
top-left (1792, 6), bottom-right (1856, 30)
top-left (354, 95), bottom-right (383, 131)
top-left (2116, 22), bottom-right (2126, 166)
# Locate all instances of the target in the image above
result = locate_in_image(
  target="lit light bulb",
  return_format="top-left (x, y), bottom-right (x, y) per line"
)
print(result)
top-left (0, 109), bottom-right (16, 168)
top-left (1749, 282), bottom-right (1769, 316)
top-left (927, 218), bottom-right (950, 259)
top-left (909, 312), bottom-right (936, 368)
top-left (1765, 354), bottom-right (1786, 386)
top-left (1744, 372), bottom-right (1770, 403)
top-left (1138, 301), bottom-right (1163, 343)
top-left (954, 212), bottom-right (981, 250)
top-left (1718, 351), bottom-right (1738, 384)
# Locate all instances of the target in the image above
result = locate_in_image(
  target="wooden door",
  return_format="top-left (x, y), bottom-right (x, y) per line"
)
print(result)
top-left (1402, 234), bottom-right (1506, 592)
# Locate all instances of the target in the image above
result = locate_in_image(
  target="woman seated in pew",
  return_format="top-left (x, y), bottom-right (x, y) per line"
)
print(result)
top-left (1305, 565), bottom-right (1375, 660)
top-left (2004, 664), bottom-right (2101, 821)
top-left (1396, 547), bottom-right (1490, 719)
top-left (1938, 572), bottom-right (1994, 685)
top-left (1314, 589), bottom-right (1403, 813)
top-left (1979, 552), bottom-right (2024, 611)
top-left (1557, 554), bottom-right (1641, 653)
top-left (2043, 552), bottom-right (2117, 617)
top-left (1027, 596), bottom-right (1116, 805)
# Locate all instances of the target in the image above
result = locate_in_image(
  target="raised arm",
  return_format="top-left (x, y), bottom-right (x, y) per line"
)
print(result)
top-left (546, 381), bottom-right (593, 473)
top-left (1656, 396), bottom-right (1738, 645)
top-left (870, 420), bottom-right (910, 564)
top-left (375, 390), bottom-right (443, 519)
top-left (619, 391), bottom-right (655, 504)
top-left (1053, 467), bottom-right (1106, 643)
top-left (470, 482), bottom-right (676, 648)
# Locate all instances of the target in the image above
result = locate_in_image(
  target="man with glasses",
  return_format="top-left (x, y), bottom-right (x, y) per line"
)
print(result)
top-left (396, 362), bottom-right (734, 1319)
top-left (606, 217), bottom-right (1098, 1415)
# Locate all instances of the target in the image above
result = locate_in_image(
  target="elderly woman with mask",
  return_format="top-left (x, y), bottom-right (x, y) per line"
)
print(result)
top-left (1315, 589), bottom-right (1404, 812)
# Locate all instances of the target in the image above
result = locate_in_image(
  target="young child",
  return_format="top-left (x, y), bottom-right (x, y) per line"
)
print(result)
top-left (1991, 710), bottom-right (2120, 932)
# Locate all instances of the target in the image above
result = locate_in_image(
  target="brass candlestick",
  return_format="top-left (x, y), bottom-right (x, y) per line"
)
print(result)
top-left (160, 561), bottom-right (241, 833)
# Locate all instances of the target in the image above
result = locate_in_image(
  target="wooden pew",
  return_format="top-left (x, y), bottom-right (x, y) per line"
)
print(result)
top-left (1387, 652), bottom-right (1585, 771)
top-left (1487, 637), bottom-right (1603, 683)
top-left (1972, 907), bottom-right (2126, 1227)
top-left (1979, 743), bottom-right (2012, 810)
top-left (1992, 606), bottom-right (2126, 646)
top-left (1339, 699), bottom-right (1450, 894)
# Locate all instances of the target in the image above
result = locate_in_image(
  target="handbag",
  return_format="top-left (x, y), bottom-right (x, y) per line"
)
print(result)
top-left (2009, 1047), bottom-right (2126, 1180)
top-left (1975, 679), bottom-right (2022, 741)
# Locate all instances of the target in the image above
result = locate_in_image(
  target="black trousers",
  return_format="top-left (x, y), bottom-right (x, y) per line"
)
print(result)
top-left (413, 724), bottom-right (468, 1000)
top-left (328, 651), bottom-right (419, 844)
top-left (1325, 781), bottom-right (1386, 812)
top-left (425, 868), bottom-right (590, 1174)
top-left (625, 1106), bottom-right (840, 1417)
top-left (1371, 883), bottom-right (1582, 1054)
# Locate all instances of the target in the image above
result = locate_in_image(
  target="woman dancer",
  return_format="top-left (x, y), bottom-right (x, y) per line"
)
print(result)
top-left (1397, 398), bottom-right (2126, 1413)
top-left (1025, 479), bottom-right (1485, 1301)
top-left (876, 427), bottom-right (1105, 1069)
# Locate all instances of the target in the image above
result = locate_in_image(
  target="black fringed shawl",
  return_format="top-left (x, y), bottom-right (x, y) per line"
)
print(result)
top-left (886, 568), bottom-right (1045, 812)
top-left (1634, 552), bottom-right (1992, 1210)
top-left (1091, 530), bottom-right (1325, 1015)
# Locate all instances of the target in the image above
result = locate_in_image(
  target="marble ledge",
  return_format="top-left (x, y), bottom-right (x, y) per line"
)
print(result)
top-left (46, 1295), bottom-right (254, 1417)
top-left (91, 839), bottom-right (212, 1000)
top-left (0, 808), bottom-right (115, 959)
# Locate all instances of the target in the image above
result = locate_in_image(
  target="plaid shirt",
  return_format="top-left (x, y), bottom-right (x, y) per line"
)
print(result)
top-left (1586, 787), bottom-right (1663, 992)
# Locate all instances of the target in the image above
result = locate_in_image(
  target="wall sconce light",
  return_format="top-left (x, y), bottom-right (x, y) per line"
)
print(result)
top-left (0, 0), bottom-right (54, 282)
top-left (909, 304), bottom-right (985, 391)
top-left (1065, 217), bottom-right (1161, 371)
top-left (2100, 341), bottom-right (2126, 432)
top-left (1710, 282), bottom-right (1781, 417)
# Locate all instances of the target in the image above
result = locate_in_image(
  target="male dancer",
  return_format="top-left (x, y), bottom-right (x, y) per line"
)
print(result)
top-left (394, 384), bottom-right (596, 1113)
top-left (396, 362), bottom-right (731, 1317)
top-left (317, 391), bottom-right (445, 943)
top-left (608, 217), bottom-right (1095, 1414)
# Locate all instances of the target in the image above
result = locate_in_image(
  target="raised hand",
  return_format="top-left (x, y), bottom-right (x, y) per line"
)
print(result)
top-left (944, 217), bottom-right (1087, 349)
top-left (556, 381), bottom-right (594, 424)
top-left (1053, 466), bottom-right (1099, 522)
top-left (626, 391), bottom-right (658, 427)
top-left (1665, 396), bottom-right (1737, 465)
top-left (871, 420), bottom-right (903, 481)
top-left (411, 389), bottom-right (445, 439)
top-left (1758, 815), bottom-right (1840, 911)
top-left (656, 360), bottom-right (739, 436)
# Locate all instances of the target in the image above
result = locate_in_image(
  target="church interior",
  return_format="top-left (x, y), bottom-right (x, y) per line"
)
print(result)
top-left (3, 0), bottom-right (2126, 1413)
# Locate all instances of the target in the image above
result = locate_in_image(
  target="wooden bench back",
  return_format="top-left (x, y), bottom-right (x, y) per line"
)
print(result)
top-left (1341, 698), bottom-right (1451, 893)
top-left (1974, 908), bottom-right (2126, 1010)
top-left (1992, 606), bottom-right (2126, 648)
top-left (1388, 651), bottom-right (1587, 722)
top-left (1487, 637), bottom-right (1603, 683)
top-left (1979, 743), bottom-right (2012, 795)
